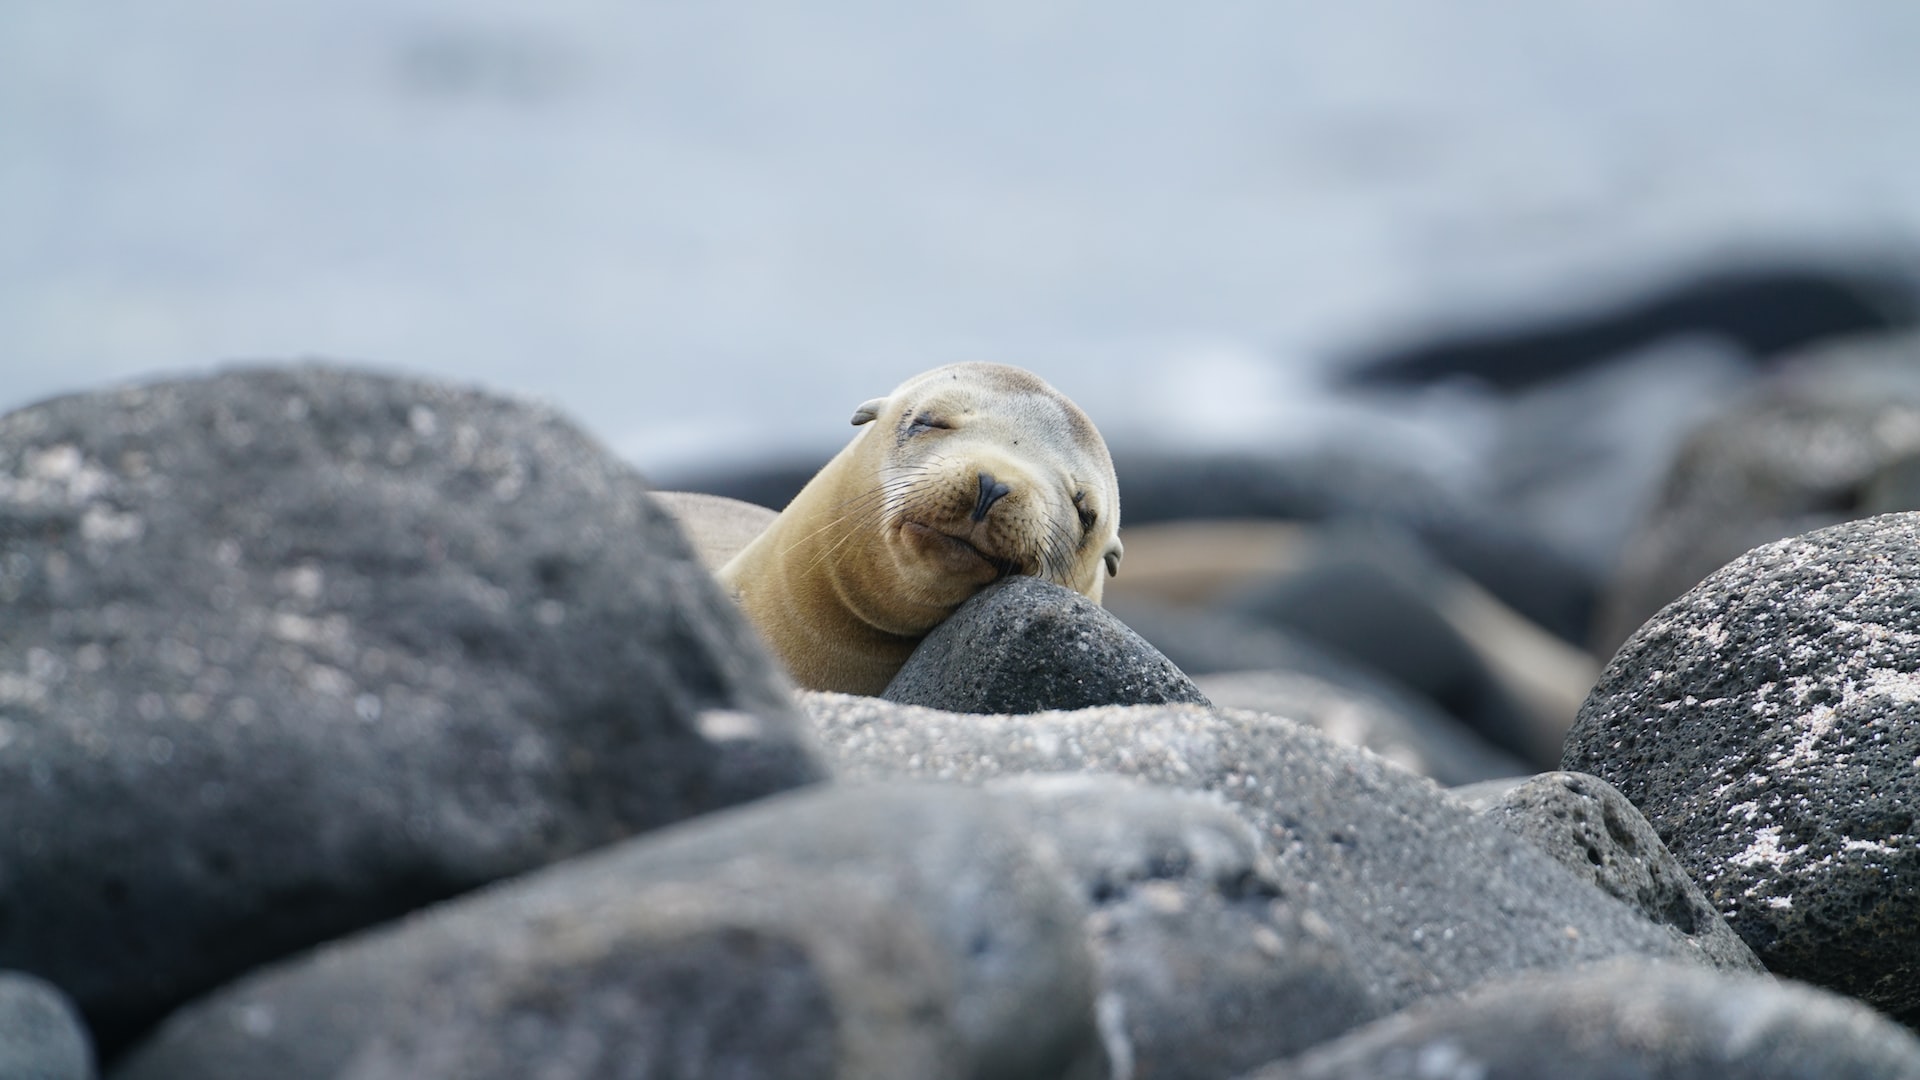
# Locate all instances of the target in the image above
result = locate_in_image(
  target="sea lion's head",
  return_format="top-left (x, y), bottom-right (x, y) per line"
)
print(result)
top-left (835, 362), bottom-right (1122, 625)
top-left (715, 362), bottom-right (1123, 693)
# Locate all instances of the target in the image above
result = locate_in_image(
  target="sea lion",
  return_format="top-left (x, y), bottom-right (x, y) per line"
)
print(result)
top-left (717, 362), bottom-right (1123, 695)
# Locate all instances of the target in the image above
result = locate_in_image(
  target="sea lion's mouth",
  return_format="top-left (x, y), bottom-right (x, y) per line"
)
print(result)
top-left (901, 521), bottom-right (1023, 579)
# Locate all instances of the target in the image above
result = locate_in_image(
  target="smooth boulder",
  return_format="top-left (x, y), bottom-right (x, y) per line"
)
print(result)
top-left (986, 775), bottom-right (1383, 1080)
top-left (1239, 959), bottom-right (1920, 1080)
top-left (0, 365), bottom-right (825, 1048)
top-left (115, 782), bottom-right (1106, 1080)
top-left (883, 576), bottom-right (1210, 714)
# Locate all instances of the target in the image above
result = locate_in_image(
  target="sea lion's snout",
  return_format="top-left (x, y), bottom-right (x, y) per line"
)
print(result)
top-left (972, 471), bottom-right (1013, 522)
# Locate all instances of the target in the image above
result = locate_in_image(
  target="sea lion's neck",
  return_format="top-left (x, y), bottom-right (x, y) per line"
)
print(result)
top-left (718, 460), bottom-right (924, 694)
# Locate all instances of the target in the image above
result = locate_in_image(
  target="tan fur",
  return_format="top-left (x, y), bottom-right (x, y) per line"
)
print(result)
top-left (718, 363), bottom-right (1122, 695)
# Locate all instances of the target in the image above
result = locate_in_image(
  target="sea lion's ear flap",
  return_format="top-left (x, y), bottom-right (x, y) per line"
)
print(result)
top-left (1103, 539), bottom-right (1123, 578)
top-left (851, 398), bottom-right (886, 426)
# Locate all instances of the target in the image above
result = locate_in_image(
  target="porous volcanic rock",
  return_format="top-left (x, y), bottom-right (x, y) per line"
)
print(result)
top-left (1566, 512), bottom-right (1920, 1013)
top-left (0, 365), bottom-right (824, 1048)
top-left (1450, 771), bottom-right (1762, 972)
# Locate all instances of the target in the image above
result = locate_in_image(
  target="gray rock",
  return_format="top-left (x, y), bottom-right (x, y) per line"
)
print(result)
top-left (986, 775), bottom-right (1384, 1080)
top-left (805, 694), bottom-right (1729, 1018)
top-left (1592, 333), bottom-right (1920, 658)
top-left (1199, 669), bottom-right (1525, 785)
top-left (1566, 512), bottom-right (1920, 1013)
top-left (0, 365), bottom-right (825, 1048)
top-left (114, 782), bottom-right (1105, 1080)
top-left (1239, 959), bottom-right (1920, 1080)
top-left (1451, 771), bottom-right (1763, 972)
top-left (882, 575), bottom-right (1210, 714)
top-left (1471, 335), bottom-right (1758, 583)
top-left (0, 973), bottom-right (93, 1080)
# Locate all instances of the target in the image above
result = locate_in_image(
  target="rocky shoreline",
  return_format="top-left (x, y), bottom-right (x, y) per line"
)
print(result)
top-left (5, 352), bottom-right (1920, 1078)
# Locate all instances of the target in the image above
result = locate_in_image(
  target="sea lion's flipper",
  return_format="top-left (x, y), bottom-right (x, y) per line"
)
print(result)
top-left (851, 398), bottom-right (886, 426)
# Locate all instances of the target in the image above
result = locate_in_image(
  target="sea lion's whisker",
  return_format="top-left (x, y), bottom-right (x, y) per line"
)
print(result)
top-left (1037, 515), bottom-right (1077, 582)
top-left (792, 492), bottom-right (897, 571)
top-left (778, 489), bottom-right (888, 556)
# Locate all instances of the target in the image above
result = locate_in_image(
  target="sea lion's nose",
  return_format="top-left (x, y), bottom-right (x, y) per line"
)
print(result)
top-left (972, 471), bottom-right (1012, 521)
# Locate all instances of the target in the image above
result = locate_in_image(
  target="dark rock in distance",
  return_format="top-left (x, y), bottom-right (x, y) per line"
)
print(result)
top-left (1337, 257), bottom-right (1920, 392)
top-left (1218, 525), bottom-right (1569, 768)
top-left (1105, 595), bottom-right (1365, 681)
top-left (1106, 596), bottom-right (1538, 779)
top-left (0, 364), bottom-right (825, 1050)
top-left (1240, 959), bottom-right (1920, 1080)
top-left (1566, 512), bottom-right (1920, 1014)
top-left (1108, 449), bottom-right (1599, 645)
top-left (1591, 334), bottom-right (1920, 657)
top-left (883, 576), bottom-right (1210, 714)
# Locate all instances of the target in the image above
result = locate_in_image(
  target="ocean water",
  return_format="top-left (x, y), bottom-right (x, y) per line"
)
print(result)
top-left (5, 1), bottom-right (1919, 482)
